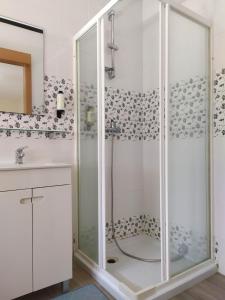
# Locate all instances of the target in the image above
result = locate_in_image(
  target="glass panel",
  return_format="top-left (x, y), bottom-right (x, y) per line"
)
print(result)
top-left (167, 8), bottom-right (210, 276)
top-left (77, 25), bottom-right (98, 263)
top-left (104, 0), bottom-right (162, 291)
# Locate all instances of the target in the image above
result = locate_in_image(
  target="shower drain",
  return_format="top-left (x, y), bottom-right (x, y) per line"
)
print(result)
top-left (107, 257), bottom-right (119, 264)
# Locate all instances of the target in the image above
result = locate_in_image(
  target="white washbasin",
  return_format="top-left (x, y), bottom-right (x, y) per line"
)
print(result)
top-left (0, 162), bottom-right (72, 171)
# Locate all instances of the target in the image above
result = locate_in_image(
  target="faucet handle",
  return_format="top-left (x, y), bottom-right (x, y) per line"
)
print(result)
top-left (15, 146), bottom-right (28, 164)
top-left (16, 146), bottom-right (28, 153)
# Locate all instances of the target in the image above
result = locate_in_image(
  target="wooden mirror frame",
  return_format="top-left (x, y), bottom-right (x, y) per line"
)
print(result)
top-left (0, 47), bottom-right (32, 114)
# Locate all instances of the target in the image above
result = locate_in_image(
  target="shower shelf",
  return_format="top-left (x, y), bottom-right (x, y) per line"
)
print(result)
top-left (0, 128), bottom-right (71, 135)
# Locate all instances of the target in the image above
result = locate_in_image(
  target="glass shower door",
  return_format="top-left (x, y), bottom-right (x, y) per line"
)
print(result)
top-left (166, 5), bottom-right (211, 276)
top-left (76, 25), bottom-right (99, 263)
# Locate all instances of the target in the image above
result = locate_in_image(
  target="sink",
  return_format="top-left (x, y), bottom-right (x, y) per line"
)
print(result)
top-left (0, 162), bottom-right (72, 171)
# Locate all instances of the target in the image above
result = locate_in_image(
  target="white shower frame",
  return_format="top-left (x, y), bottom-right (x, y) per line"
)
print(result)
top-left (73, 1), bottom-right (217, 299)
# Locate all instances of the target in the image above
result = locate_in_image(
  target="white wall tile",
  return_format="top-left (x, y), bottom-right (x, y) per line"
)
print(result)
top-left (105, 140), bottom-right (144, 220)
top-left (142, 140), bottom-right (160, 218)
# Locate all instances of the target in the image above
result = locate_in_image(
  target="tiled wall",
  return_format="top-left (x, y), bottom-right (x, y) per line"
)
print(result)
top-left (169, 76), bottom-right (208, 139)
top-left (105, 86), bottom-right (159, 141)
top-left (81, 74), bottom-right (214, 141)
top-left (105, 215), bottom-right (160, 243)
top-left (78, 69), bottom-right (225, 142)
top-left (106, 76), bottom-right (209, 141)
top-left (79, 83), bottom-right (98, 139)
top-left (214, 69), bottom-right (225, 136)
top-left (170, 223), bottom-right (210, 262)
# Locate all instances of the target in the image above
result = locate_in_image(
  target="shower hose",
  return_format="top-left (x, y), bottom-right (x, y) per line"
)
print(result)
top-left (110, 133), bottom-right (161, 263)
top-left (110, 133), bottom-right (187, 263)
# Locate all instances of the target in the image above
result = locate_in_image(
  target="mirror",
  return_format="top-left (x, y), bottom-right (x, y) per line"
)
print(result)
top-left (0, 17), bottom-right (44, 115)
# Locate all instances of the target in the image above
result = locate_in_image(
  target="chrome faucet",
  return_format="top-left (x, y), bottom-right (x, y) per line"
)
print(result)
top-left (15, 146), bottom-right (28, 164)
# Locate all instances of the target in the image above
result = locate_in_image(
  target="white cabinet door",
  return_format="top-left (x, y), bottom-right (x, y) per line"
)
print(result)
top-left (33, 185), bottom-right (72, 291)
top-left (0, 189), bottom-right (32, 300)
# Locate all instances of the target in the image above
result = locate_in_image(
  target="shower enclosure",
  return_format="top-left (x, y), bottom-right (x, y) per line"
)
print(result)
top-left (74, 0), bottom-right (216, 299)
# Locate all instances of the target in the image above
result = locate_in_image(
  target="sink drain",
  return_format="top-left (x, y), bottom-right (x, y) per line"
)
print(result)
top-left (107, 257), bottom-right (118, 264)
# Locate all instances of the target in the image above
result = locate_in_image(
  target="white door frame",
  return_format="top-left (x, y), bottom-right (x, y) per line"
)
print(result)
top-left (162, 1), bottom-right (214, 280)
top-left (73, 0), bottom-right (124, 272)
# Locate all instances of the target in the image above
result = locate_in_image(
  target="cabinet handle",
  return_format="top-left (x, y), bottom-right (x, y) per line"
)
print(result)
top-left (20, 198), bottom-right (31, 205)
top-left (32, 196), bottom-right (44, 203)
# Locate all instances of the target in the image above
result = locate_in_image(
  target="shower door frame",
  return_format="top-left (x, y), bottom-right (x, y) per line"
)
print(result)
top-left (73, 0), bottom-right (120, 271)
top-left (162, 2), bottom-right (214, 281)
top-left (73, 0), bottom-right (216, 298)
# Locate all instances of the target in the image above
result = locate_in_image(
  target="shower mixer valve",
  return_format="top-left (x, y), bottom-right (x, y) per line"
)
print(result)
top-left (105, 120), bottom-right (121, 134)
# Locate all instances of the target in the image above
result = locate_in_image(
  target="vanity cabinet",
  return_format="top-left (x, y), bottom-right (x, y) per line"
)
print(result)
top-left (0, 189), bottom-right (33, 300)
top-left (33, 185), bottom-right (72, 291)
top-left (0, 165), bottom-right (72, 300)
